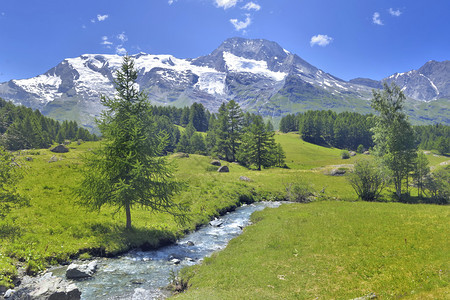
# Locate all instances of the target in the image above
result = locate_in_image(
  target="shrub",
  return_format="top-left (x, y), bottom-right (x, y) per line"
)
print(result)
top-left (340, 150), bottom-right (350, 159)
top-left (284, 181), bottom-right (315, 203)
top-left (357, 144), bottom-right (364, 154)
top-left (347, 159), bottom-right (388, 201)
top-left (424, 166), bottom-right (449, 204)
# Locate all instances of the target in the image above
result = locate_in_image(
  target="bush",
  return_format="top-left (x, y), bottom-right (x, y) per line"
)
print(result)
top-left (284, 181), bottom-right (315, 203)
top-left (340, 150), bottom-right (350, 159)
top-left (357, 144), bottom-right (364, 154)
top-left (424, 166), bottom-right (449, 204)
top-left (348, 159), bottom-right (388, 201)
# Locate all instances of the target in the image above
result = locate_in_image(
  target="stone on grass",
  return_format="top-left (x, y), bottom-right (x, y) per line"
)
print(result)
top-left (50, 144), bottom-right (69, 153)
top-left (25, 157), bottom-right (33, 162)
top-left (48, 155), bottom-right (58, 163)
top-left (349, 151), bottom-right (357, 157)
top-left (330, 169), bottom-right (346, 176)
top-left (66, 261), bottom-right (98, 279)
top-left (210, 160), bottom-right (221, 166)
top-left (239, 176), bottom-right (251, 182)
top-left (363, 151), bottom-right (370, 155)
top-left (217, 165), bottom-right (229, 172)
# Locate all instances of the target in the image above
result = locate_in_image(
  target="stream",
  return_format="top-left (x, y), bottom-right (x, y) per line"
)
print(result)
top-left (52, 201), bottom-right (282, 299)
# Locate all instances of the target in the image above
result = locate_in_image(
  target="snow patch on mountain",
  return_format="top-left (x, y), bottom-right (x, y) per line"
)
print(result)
top-left (13, 74), bottom-right (62, 104)
top-left (223, 51), bottom-right (287, 81)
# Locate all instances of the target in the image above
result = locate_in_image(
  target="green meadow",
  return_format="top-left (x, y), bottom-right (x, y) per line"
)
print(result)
top-left (174, 201), bottom-right (449, 299)
top-left (0, 132), bottom-right (448, 298)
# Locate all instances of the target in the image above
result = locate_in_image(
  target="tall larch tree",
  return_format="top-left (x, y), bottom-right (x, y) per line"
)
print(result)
top-left (76, 55), bottom-right (187, 230)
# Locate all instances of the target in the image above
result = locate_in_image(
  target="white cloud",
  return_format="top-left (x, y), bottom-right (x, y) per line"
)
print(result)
top-left (230, 14), bottom-right (251, 31)
top-left (242, 2), bottom-right (260, 11)
top-left (216, 0), bottom-right (238, 9)
top-left (168, 0), bottom-right (176, 4)
top-left (117, 32), bottom-right (128, 43)
top-left (101, 36), bottom-right (113, 46)
top-left (372, 12), bottom-right (383, 25)
top-left (116, 46), bottom-right (127, 55)
top-left (97, 14), bottom-right (109, 22)
top-left (388, 8), bottom-right (402, 17)
top-left (310, 34), bottom-right (333, 47)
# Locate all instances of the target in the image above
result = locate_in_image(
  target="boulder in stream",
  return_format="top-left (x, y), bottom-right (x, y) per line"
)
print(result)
top-left (9, 272), bottom-right (81, 300)
top-left (209, 219), bottom-right (223, 227)
top-left (66, 261), bottom-right (98, 279)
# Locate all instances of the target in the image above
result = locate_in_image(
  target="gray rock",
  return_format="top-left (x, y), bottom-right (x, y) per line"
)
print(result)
top-left (25, 157), bottom-right (33, 162)
top-left (217, 165), bottom-right (229, 172)
top-left (352, 292), bottom-right (377, 300)
top-left (174, 152), bottom-right (189, 158)
top-left (210, 160), bottom-right (221, 166)
top-left (131, 279), bottom-right (145, 285)
top-left (50, 145), bottom-right (69, 153)
top-left (0, 285), bottom-right (8, 294)
top-left (11, 272), bottom-right (81, 300)
top-left (349, 151), bottom-right (357, 157)
top-left (363, 151), bottom-right (370, 155)
top-left (330, 169), bottom-right (346, 176)
top-left (66, 261), bottom-right (98, 279)
top-left (209, 219), bottom-right (223, 227)
top-left (186, 241), bottom-right (195, 246)
top-left (239, 176), bottom-right (251, 182)
top-left (170, 258), bottom-right (181, 265)
top-left (4, 289), bottom-right (15, 298)
top-left (48, 155), bottom-right (58, 163)
top-left (185, 257), bottom-right (195, 262)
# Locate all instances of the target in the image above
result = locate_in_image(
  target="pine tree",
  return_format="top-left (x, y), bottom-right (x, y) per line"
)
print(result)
top-left (238, 116), bottom-right (276, 170)
top-left (75, 55), bottom-right (187, 230)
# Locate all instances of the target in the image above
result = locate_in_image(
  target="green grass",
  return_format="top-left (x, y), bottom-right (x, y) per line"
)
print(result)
top-left (0, 132), bottom-right (448, 292)
top-left (175, 201), bottom-right (449, 299)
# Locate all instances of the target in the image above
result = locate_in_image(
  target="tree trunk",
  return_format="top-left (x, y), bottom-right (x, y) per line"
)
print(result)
top-left (125, 202), bottom-right (132, 230)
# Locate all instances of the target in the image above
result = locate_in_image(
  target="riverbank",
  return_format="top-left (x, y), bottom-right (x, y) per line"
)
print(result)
top-left (174, 201), bottom-right (450, 299)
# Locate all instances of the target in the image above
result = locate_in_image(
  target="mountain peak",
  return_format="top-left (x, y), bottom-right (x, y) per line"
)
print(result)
top-left (213, 37), bottom-right (289, 62)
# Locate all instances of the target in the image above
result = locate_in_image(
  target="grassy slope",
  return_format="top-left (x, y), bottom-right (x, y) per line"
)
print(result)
top-left (175, 202), bottom-right (449, 299)
top-left (0, 132), bottom-right (448, 291)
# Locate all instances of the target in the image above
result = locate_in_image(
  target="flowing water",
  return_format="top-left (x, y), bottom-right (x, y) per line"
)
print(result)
top-left (53, 201), bottom-right (281, 299)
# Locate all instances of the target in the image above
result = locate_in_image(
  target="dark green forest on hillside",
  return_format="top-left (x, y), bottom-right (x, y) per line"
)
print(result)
top-left (0, 98), bottom-right (98, 150)
top-left (280, 110), bottom-right (450, 154)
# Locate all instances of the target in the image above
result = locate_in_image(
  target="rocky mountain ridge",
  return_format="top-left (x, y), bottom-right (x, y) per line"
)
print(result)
top-left (0, 38), bottom-right (448, 126)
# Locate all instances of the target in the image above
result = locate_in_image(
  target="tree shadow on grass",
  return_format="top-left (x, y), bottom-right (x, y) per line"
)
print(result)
top-left (85, 222), bottom-right (178, 257)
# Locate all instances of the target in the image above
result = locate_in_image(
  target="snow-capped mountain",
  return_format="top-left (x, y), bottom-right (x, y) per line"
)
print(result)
top-left (0, 38), bottom-right (448, 126)
top-left (351, 60), bottom-right (450, 101)
top-left (383, 60), bottom-right (450, 101)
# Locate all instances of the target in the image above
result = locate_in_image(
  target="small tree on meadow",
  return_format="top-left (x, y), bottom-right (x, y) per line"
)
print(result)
top-left (238, 116), bottom-right (277, 170)
top-left (371, 83), bottom-right (417, 200)
top-left (348, 159), bottom-right (388, 201)
top-left (75, 55), bottom-right (187, 230)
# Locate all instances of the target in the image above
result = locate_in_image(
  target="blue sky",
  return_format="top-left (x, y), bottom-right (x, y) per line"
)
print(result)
top-left (0, 0), bottom-right (449, 82)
